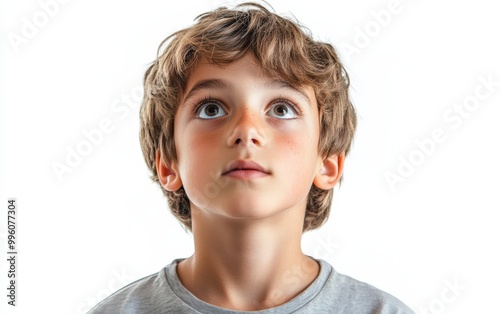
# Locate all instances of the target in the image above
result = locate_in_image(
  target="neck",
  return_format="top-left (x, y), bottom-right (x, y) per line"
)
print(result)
top-left (176, 203), bottom-right (320, 311)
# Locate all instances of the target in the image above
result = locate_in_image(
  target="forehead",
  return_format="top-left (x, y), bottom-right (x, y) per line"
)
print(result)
top-left (181, 55), bottom-right (316, 106)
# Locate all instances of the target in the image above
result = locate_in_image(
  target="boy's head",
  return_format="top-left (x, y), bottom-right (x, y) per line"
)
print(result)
top-left (139, 2), bottom-right (356, 232)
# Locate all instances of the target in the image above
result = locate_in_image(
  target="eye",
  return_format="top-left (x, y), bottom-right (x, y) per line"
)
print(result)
top-left (196, 101), bottom-right (227, 119)
top-left (267, 101), bottom-right (298, 119)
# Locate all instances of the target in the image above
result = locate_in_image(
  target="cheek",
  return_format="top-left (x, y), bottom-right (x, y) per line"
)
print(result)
top-left (274, 122), bottom-right (319, 156)
top-left (175, 125), bottom-right (219, 178)
top-left (275, 123), bottom-right (321, 179)
top-left (275, 134), bottom-right (319, 182)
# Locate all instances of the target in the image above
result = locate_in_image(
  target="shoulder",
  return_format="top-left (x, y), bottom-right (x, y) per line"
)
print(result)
top-left (87, 261), bottom-right (184, 314)
top-left (315, 260), bottom-right (415, 314)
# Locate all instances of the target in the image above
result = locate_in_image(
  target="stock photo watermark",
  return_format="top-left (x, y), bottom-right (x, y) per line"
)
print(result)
top-left (384, 74), bottom-right (499, 192)
top-left (418, 277), bottom-right (466, 314)
top-left (5, 199), bottom-right (18, 307)
top-left (75, 267), bottom-right (136, 314)
top-left (313, 234), bottom-right (341, 261)
top-left (7, 0), bottom-right (72, 53)
top-left (51, 85), bottom-right (143, 182)
top-left (339, 0), bottom-right (417, 57)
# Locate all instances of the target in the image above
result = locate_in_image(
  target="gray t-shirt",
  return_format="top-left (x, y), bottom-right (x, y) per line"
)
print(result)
top-left (88, 259), bottom-right (415, 313)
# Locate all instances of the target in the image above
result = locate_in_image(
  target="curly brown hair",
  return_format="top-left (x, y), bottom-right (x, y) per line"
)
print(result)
top-left (139, 2), bottom-right (357, 232)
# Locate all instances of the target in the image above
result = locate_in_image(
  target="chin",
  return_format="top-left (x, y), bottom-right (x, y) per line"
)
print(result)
top-left (217, 200), bottom-right (292, 221)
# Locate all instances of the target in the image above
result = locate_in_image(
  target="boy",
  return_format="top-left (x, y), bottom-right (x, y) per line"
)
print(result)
top-left (89, 2), bottom-right (414, 313)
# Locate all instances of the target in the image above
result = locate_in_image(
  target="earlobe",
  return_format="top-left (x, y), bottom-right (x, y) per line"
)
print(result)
top-left (313, 153), bottom-right (345, 190)
top-left (155, 150), bottom-right (183, 191)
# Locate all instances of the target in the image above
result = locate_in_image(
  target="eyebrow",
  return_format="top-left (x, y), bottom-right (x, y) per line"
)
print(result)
top-left (183, 79), bottom-right (234, 104)
top-left (182, 78), bottom-right (312, 106)
top-left (264, 79), bottom-right (312, 106)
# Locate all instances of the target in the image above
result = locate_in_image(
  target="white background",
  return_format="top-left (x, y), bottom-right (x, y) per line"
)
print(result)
top-left (1, 0), bottom-right (499, 313)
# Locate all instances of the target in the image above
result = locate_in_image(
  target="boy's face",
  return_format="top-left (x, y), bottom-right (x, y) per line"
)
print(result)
top-left (163, 54), bottom-right (340, 221)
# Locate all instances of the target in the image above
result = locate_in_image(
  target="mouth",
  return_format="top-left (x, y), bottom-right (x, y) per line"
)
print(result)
top-left (222, 160), bottom-right (270, 179)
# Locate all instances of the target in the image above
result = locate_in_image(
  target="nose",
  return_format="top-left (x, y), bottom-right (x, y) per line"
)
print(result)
top-left (226, 107), bottom-right (268, 147)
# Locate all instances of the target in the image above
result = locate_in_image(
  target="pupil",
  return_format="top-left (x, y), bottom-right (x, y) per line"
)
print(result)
top-left (275, 106), bottom-right (286, 116)
top-left (206, 105), bottom-right (218, 116)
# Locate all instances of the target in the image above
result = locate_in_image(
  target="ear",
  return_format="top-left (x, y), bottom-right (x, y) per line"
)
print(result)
top-left (155, 150), bottom-right (182, 191)
top-left (313, 153), bottom-right (345, 190)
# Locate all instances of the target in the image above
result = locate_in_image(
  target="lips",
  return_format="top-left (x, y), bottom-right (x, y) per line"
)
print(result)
top-left (222, 160), bottom-right (270, 178)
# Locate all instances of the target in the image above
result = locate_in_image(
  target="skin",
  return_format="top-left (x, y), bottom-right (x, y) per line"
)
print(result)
top-left (156, 54), bottom-right (344, 311)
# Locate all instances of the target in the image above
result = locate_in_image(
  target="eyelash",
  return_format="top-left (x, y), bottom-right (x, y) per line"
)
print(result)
top-left (271, 97), bottom-right (302, 117)
top-left (192, 96), bottom-right (223, 115)
top-left (192, 96), bottom-right (302, 116)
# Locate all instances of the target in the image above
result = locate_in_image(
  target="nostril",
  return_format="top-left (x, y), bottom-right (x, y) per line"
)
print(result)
top-left (233, 137), bottom-right (261, 146)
